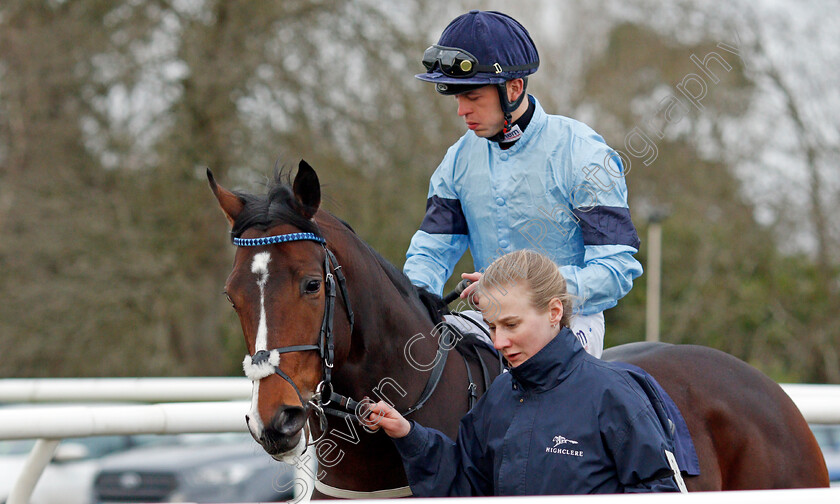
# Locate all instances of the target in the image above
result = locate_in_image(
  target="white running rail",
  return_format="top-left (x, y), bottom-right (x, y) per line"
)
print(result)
top-left (0, 401), bottom-right (250, 504)
top-left (0, 379), bottom-right (838, 504)
top-left (0, 377), bottom-right (251, 403)
top-left (1, 379), bottom-right (838, 422)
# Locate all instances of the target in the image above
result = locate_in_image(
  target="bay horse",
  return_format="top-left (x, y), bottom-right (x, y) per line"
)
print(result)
top-left (207, 161), bottom-right (828, 498)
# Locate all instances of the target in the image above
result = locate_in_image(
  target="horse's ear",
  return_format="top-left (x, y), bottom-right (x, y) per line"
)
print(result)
top-left (292, 160), bottom-right (321, 220)
top-left (207, 168), bottom-right (244, 227)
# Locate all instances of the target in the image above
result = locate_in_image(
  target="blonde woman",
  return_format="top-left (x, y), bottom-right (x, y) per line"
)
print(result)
top-left (366, 250), bottom-right (680, 496)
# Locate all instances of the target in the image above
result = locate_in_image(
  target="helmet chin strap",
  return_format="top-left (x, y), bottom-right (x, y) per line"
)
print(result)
top-left (496, 77), bottom-right (529, 134)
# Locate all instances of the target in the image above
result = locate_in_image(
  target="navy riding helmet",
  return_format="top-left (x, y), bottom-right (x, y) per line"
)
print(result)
top-left (416, 10), bottom-right (540, 131)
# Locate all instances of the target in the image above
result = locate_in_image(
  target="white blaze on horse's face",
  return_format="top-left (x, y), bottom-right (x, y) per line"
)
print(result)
top-left (247, 251), bottom-right (272, 438)
top-left (251, 251), bottom-right (272, 351)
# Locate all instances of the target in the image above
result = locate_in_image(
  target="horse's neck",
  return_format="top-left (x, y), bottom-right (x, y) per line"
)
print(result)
top-left (321, 216), bottom-right (440, 407)
top-left (314, 216), bottom-right (475, 493)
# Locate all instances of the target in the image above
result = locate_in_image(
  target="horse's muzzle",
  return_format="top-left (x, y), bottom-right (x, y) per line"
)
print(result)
top-left (259, 405), bottom-right (307, 455)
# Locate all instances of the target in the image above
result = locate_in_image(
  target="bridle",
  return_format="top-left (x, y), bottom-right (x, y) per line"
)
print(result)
top-left (235, 230), bottom-right (454, 445)
top-left (234, 229), bottom-right (491, 499)
top-left (236, 231), bottom-right (354, 446)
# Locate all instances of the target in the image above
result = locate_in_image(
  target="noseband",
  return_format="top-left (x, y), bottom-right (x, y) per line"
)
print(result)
top-left (237, 231), bottom-right (355, 444)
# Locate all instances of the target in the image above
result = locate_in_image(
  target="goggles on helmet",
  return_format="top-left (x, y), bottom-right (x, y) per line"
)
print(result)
top-left (422, 44), bottom-right (539, 79)
top-left (424, 45), bottom-right (519, 78)
top-left (422, 45), bottom-right (485, 77)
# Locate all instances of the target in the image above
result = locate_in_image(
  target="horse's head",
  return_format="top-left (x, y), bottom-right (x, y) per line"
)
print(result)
top-left (208, 161), bottom-right (351, 460)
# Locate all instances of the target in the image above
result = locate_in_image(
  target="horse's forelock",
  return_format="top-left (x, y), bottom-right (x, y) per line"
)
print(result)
top-left (230, 178), bottom-right (319, 240)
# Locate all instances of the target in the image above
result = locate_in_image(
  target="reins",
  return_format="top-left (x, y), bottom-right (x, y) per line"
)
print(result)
top-left (319, 323), bottom-right (457, 424)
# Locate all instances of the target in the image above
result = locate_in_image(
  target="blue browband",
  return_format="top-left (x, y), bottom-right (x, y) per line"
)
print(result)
top-left (233, 232), bottom-right (326, 247)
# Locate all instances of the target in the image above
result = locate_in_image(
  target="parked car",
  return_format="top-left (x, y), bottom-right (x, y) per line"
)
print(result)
top-left (92, 433), bottom-right (297, 502)
top-left (811, 424), bottom-right (840, 486)
top-left (0, 435), bottom-right (153, 504)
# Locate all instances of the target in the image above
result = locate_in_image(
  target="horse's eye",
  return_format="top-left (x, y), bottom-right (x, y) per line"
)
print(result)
top-left (223, 291), bottom-right (235, 308)
top-left (304, 279), bottom-right (321, 294)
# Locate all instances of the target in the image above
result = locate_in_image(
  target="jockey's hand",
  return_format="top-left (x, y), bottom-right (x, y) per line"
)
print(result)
top-left (361, 400), bottom-right (411, 438)
top-left (460, 272), bottom-right (483, 306)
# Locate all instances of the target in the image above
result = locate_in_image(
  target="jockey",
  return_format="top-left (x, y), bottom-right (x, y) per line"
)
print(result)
top-left (403, 10), bottom-right (643, 358)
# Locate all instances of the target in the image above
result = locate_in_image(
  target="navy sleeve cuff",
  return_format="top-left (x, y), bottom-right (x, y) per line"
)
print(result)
top-left (392, 421), bottom-right (429, 459)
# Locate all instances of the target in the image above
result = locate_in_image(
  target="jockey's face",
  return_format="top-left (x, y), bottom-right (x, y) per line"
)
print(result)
top-left (454, 79), bottom-right (525, 138)
top-left (455, 86), bottom-right (504, 137)
top-left (479, 282), bottom-right (563, 367)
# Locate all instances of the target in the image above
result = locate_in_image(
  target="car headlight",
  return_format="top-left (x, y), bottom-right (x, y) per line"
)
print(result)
top-left (189, 462), bottom-right (257, 486)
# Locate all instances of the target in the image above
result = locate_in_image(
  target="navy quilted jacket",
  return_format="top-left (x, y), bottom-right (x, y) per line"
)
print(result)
top-left (392, 328), bottom-right (680, 496)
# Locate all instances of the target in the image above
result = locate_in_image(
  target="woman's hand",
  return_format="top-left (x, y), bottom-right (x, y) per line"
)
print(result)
top-left (362, 400), bottom-right (412, 438)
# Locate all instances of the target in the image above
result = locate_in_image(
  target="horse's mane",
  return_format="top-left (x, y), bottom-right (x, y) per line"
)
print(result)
top-left (361, 242), bottom-right (449, 324)
top-left (230, 170), bottom-right (447, 325)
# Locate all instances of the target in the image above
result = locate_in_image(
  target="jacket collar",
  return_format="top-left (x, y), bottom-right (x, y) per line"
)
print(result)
top-left (487, 95), bottom-right (547, 156)
top-left (508, 327), bottom-right (584, 392)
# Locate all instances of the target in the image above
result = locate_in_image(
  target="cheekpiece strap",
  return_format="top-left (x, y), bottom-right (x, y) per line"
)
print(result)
top-left (233, 232), bottom-right (326, 247)
top-left (320, 251), bottom-right (337, 384)
top-left (325, 248), bottom-right (355, 332)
